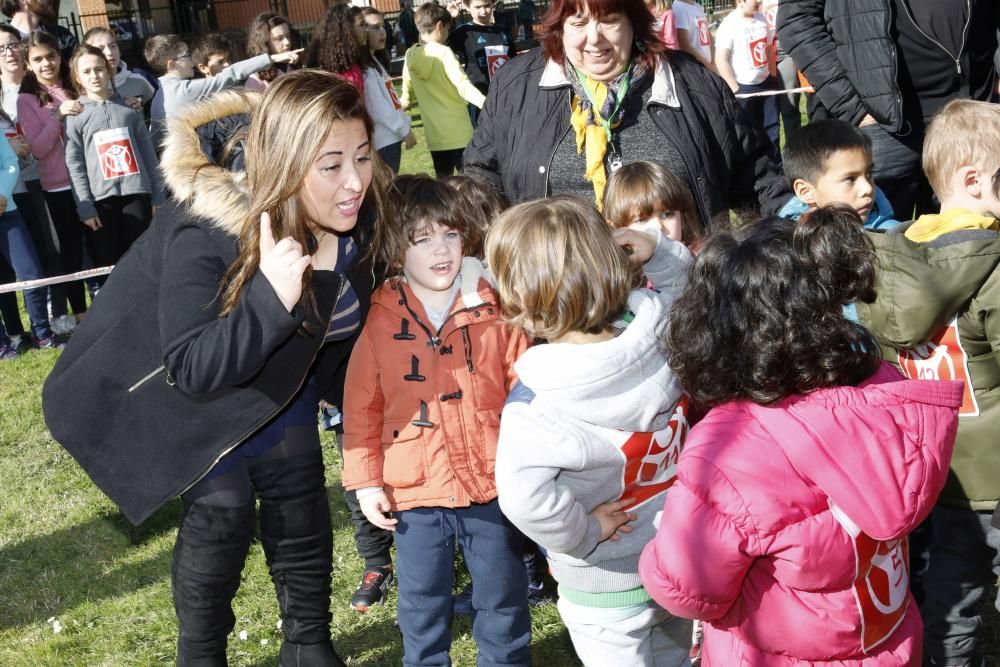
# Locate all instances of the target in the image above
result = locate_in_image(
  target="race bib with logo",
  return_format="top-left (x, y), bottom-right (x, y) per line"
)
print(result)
top-left (697, 16), bottom-right (710, 46)
top-left (94, 127), bottom-right (140, 181)
top-left (485, 44), bottom-right (510, 80)
top-left (830, 503), bottom-right (910, 654)
top-left (618, 394), bottom-right (689, 510)
top-left (749, 35), bottom-right (769, 68)
top-left (383, 75), bottom-right (402, 110)
top-left (897, 318), bottom-right (979, 416)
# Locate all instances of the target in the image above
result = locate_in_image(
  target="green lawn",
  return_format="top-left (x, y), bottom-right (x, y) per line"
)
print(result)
top-left (0, 108), bottom-right (582, 666)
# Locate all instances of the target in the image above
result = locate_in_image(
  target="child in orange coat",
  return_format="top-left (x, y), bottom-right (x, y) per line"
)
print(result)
top-left (342, 174), bottom-right (531, 666)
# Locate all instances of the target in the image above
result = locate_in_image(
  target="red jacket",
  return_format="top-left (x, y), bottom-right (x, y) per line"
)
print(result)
top-left (342, 260), bottom-right (529, 510)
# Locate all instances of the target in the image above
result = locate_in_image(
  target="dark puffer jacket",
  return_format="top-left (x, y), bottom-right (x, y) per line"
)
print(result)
top-left (464, 49), bottom-right (788, 229)
top-left (777, 0), bottom-right (899, 130)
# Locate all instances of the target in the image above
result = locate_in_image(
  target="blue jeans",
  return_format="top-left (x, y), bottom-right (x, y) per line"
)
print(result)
top-left (921, 505), bottom-right (1000, 666)
top-left (377, 141), bottom-right (403, 173)
top-left (0, 209), bottom-right (51, 341)
top-left (394, 500), bottom-right (531, 666)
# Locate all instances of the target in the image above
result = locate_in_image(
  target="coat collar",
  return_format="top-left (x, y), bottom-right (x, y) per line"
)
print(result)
top-left (160, 89), bottom-right (260, 238)
top-left (537, 55), bottom-right (681, 108)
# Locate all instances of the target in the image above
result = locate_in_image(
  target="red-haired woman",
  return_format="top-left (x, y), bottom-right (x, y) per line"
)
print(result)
top-left (464, 0), bottom-right (788, 231)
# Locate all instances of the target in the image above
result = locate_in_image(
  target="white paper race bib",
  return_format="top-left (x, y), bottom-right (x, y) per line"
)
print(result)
top-left (94, 127), bottom-right (140, 181)
top-left (485, 44), bottom-right (510, 80)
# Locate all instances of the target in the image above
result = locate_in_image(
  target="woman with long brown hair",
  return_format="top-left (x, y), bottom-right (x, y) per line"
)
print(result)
top-left (43, 69), bottom-right (393, 666)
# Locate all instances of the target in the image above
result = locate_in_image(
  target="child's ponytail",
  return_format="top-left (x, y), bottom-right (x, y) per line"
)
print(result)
top-left (795, 205), bottom-right (878, 308)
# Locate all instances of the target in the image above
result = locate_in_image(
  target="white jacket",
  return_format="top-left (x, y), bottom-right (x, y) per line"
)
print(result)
top-left (363, 62), bottom-right (411, 151)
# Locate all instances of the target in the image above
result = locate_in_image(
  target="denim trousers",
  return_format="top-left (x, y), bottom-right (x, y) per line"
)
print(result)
top-left (736, 77), bottom-right (781, 163)
top-left (921, 505), bottom-right (1000, 666)
top-left (0, 208), bottom-right (51, 341)
top-left (394, 499), bottom-right (531, 666)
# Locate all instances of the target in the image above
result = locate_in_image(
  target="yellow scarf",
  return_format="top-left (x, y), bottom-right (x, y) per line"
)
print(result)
top-left (569, 75), bottom-right (623, 208)
top-left (904, 208), bottom-right (999, 242)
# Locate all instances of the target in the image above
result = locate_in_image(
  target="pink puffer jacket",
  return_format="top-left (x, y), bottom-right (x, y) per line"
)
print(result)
top-left (639, 363), bottom-right (962, 665)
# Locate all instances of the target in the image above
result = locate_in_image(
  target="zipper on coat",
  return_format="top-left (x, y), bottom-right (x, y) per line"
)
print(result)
top-left (175, 273), bottom-right (344, 499)
top-left (898, 0), bottom-right (971, 78)
top-left (884, 4), bottom-right (905, 134)
top-left (543, 89), bottom-right (574, 197)
top-left (128, 365), bottom-right (166, 393)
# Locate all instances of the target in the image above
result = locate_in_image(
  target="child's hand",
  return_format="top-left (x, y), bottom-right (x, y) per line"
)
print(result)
top-left (124, 96), bottom-right (142, 111)
top-left (8, 134), bottom-right (30, 157)
top-left (0, 194), bottom-right (7, 215)
top-left (612, 227), bottom-right (658, 266)
top-left (271, 48), bottom-right (304, 66)
top-left (58, 99), bottom-right (83, 118)
top-left (258, 211), bottom-right (312, 312)
top-left (590, 498), bottom-right (637, 542)
top-left (404, 131), bottom-right (417, 149)
top-left (82, 216), bottom-right (101, 231)
top-left (359, 490), bottom-right (399, 531)
top-left (446, 0), bottom-right (462, 17)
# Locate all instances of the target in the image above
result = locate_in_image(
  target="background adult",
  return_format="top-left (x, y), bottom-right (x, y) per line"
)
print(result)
top-left (42, 70), bottom-right (393, 666)
top-left (1, 0), bottom-right (77, 63)
top-left (777, 0), bottom-right (1000, 219)
top-left (464, 0), bottom-right (788, 233)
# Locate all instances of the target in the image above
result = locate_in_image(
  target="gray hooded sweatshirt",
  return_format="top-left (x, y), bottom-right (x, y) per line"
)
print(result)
top-left (496, 232), bottom-right (692, 605)
top-left (65, 95), bottom-right (165, 220)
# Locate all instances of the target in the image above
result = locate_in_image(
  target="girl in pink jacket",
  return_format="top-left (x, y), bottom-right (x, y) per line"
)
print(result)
top-left (639, 207), bottom-right (963, 665)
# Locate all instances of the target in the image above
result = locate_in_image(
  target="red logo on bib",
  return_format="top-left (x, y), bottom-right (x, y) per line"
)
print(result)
top-left (697, 16), bottom-right (710, 46)
top-left (384, 78), bottom-right (402, 110)
top-left (619, 395), bottom-right (689, 510)
top-left (750, 36), bottom-right (769, 68)
top-left (94, 127), bottom-right (140, 180)
top-left (485, 45), bottom-right (509, 79)
top-left (897, 318), bottom-right (978, 416)
top-left (830, 504), bottom-right (910, 654)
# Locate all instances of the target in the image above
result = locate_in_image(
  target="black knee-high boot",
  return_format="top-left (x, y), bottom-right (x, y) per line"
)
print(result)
top-left (251, 450), bottom-right (344, 667)
top-left (172, 499), bottom-right (256, 667)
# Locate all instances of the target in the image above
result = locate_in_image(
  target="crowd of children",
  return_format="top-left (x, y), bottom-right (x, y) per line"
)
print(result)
top-left (4, 2), bottom-right (1000, 666)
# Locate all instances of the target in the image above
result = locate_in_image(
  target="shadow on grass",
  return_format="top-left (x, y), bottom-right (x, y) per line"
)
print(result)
top-left (0, 499), bottom-right (182, 630)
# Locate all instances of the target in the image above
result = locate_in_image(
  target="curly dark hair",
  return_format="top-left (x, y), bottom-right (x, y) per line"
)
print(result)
top-left (667, 206), bottom-right (881, 407)
top-left (312, 4), bottom-right (372, 75)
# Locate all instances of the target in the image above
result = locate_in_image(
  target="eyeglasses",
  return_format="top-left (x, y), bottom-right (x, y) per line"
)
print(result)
top-left (175, 52), bottom-right (191, 61)
top-left (0, 43), bottom-right (22, 54)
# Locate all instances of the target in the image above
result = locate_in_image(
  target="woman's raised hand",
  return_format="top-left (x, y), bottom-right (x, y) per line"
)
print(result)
top-left (271, 48), bottom-right (304, 66)
top-left (258, 212), bottom-right (311, 313)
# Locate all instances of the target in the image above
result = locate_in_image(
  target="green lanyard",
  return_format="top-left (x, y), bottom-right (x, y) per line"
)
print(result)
top-left (573, 64), bottom-right (632, 142)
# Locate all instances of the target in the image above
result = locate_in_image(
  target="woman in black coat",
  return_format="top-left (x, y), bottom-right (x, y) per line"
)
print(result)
top-left (43, 70), bottom-right (394, 666)
top-left (463, 0), bottom-right (789, 232)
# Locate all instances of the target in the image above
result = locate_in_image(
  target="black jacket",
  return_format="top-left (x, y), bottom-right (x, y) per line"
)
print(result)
top-left (777, 0), bottom-right (999, 133)
top-left (42, 91), bottom-right (374, 524)
top-left (463, 49), bottom-right (789, 228)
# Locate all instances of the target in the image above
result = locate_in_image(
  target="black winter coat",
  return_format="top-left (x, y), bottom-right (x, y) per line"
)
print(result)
top-left (777, 0), bottom-right (1000, 133)
top-left (42, 91), bottom-right (375, 524)
top-left (463, 49), bottom-right (789, 228)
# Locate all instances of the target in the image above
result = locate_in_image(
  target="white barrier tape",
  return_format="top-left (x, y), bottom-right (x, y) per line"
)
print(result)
top-left (0, 266), bottom-right (114, 294)
top-left (734, 85), bottom-right (814, 99)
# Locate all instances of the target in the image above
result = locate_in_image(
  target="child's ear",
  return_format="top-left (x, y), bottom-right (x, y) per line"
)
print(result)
top-left (195, 63), bottom-right (211, 77)
top-left (792, 178), bottom-right (817, 206)
top-left (959, 165), bottom-right (983, 199)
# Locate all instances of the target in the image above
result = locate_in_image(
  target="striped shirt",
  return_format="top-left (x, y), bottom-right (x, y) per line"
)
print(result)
top-left (325, 235), bottom-right (362, 342)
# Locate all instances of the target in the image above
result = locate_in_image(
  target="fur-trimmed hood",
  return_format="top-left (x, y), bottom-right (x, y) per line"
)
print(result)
top-left (160, 89), bottom-right (261, 236)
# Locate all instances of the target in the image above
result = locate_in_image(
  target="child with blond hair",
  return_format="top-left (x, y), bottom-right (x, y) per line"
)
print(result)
top-left (858, 99), bottom-right (1000, 666)
top-left (488, 196), bottom-right (694, 666)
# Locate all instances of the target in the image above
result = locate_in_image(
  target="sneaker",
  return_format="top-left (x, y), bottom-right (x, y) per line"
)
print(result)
top-left (0, 341), bottom-right (17, 360)
top-left (526, 580), bottom-right (552, 608)
top-left (452, 583), bottom-right (474, 617)
top-left (33, 334), bottom-right (66, 350)
top-left (50, 314), bottom-right (76, 336)
top-left (350, 565), bottom-right (393, 613)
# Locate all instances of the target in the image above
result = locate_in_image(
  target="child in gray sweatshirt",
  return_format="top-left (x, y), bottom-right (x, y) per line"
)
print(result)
top-left (486, 196), bottom-right (694, 667)
top-left (65, 45), bottom-right (164, 269)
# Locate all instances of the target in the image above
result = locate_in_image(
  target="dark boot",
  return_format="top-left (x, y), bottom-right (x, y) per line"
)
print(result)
top-left (251, 450), bottom-right (340, 666)
top-left (172, 499), bottom-right (256, 667)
